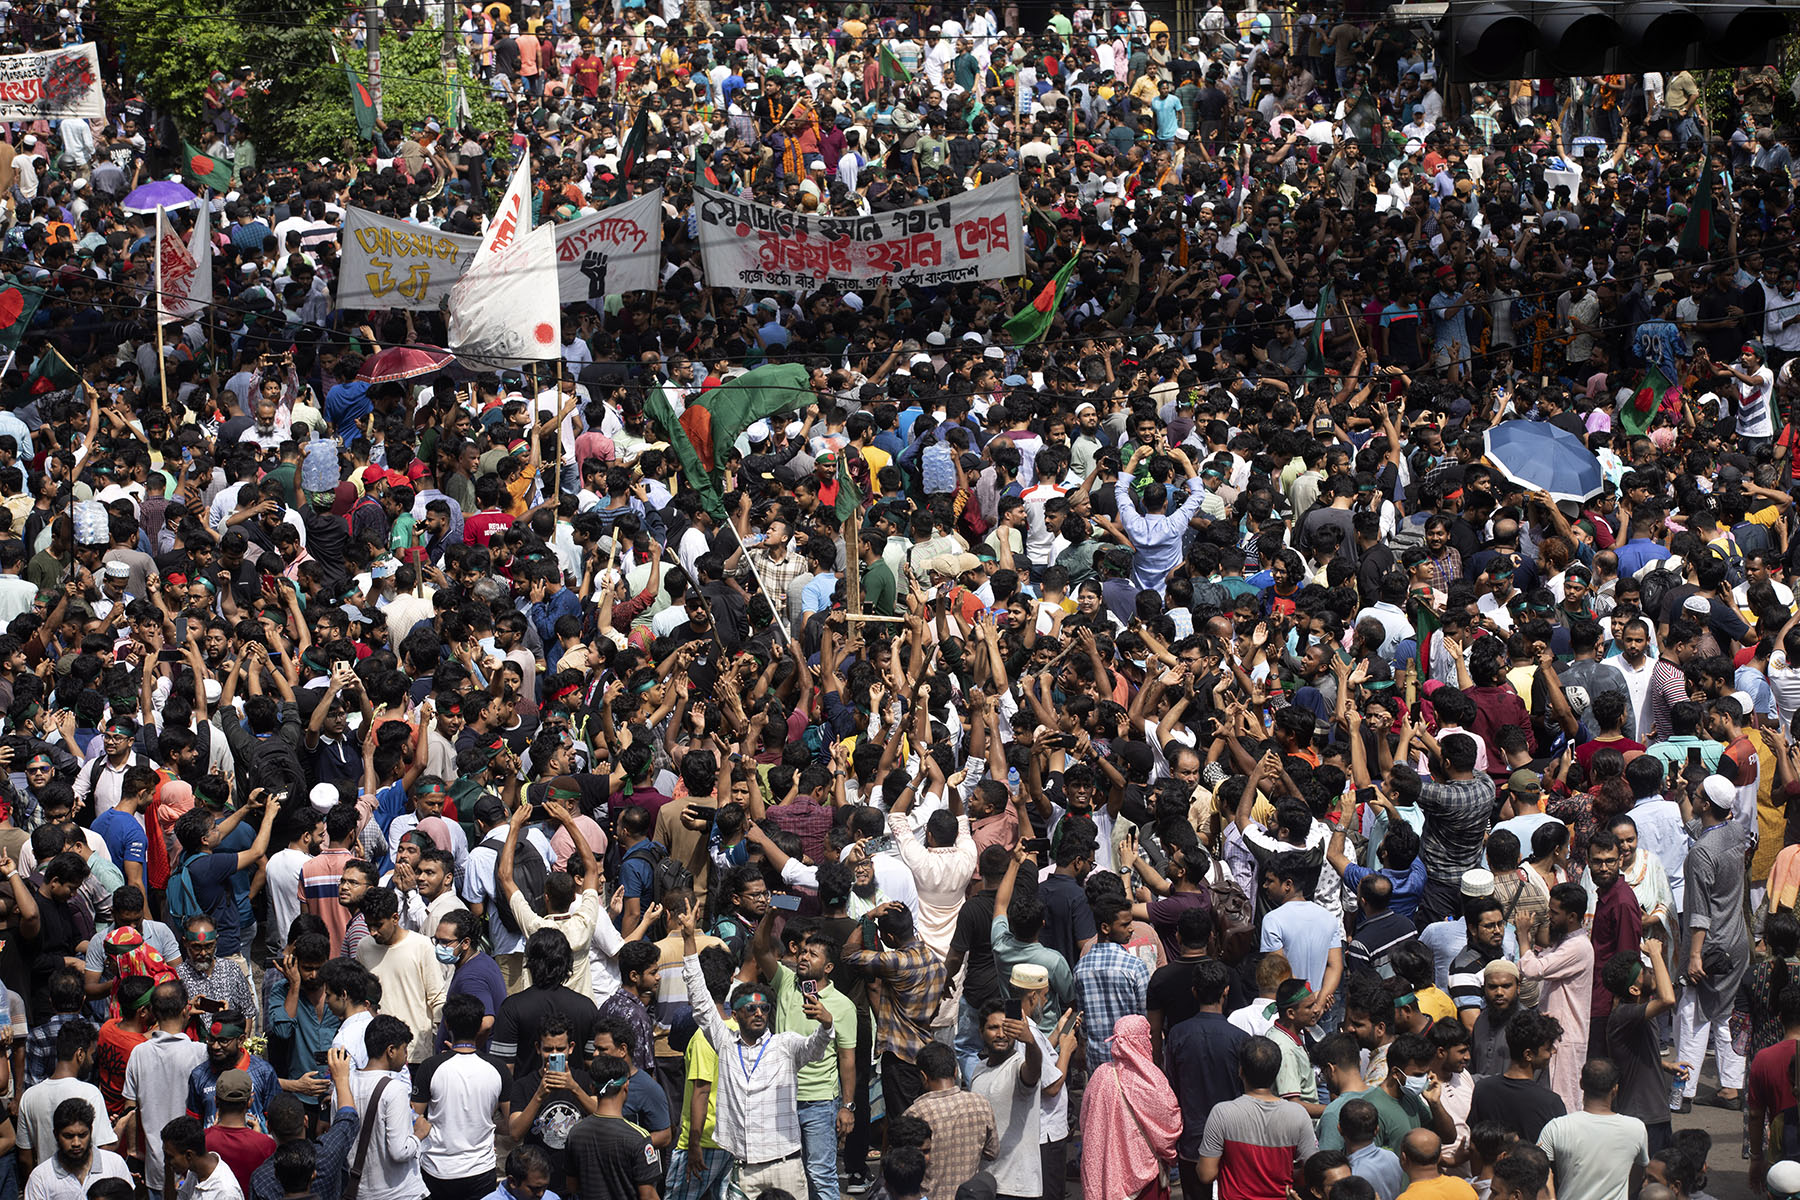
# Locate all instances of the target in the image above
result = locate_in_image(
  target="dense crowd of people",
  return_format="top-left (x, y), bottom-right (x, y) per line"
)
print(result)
top-left (5, 5), bottom-right (1800, 1200)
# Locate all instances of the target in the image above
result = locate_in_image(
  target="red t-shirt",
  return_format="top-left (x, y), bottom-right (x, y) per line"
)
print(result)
top-left (462, 509), bottom-right (515, 547)
top-left (1750, 1038), bottom-right (1800, 1117)
top-left (208, 1125), bottom-right (277, 1197)
top-left (95, 1019), bottom-right (147, 1120)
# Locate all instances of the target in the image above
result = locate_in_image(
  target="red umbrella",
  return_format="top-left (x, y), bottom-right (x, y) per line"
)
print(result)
top-left (356, 345), bottom-right (457, 384)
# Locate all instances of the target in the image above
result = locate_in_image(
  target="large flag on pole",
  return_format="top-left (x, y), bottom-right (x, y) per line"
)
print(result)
top-left (1003, 250), bottom-right (1080, 345)
top-left (345, 59), bottom-right (378, 139)
top-left (154, 207), bottom-right (201, 324)
top-left (877, 43), bottom-right (912, 82)
top-left (1679, 155), bottom-right (1721, 262)
top-left (1304, 281), bottom-right (1335, 379)
top-left (479, 154), bottom-right (533, 261)
top-left (0, 276), bottom-right (44, 357)
top-left (610, 109), bottom-right (650, 206)
top-left (448, 222), bottom-right (561, 368)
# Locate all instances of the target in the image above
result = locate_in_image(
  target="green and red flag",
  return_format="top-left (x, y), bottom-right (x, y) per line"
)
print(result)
top-left (1623, 364), bottom-right (1679, 439)
top-left (646, 385), bottom-right (724, 520)
top-left (345, 59), bottom-right (378, 139)
top-left (1003, 249), bottom-right (1080, 345)
top-left (832, 449), bottom-right (861, 522)
top-left (1679, 155), bottom-right (1720, 262)
top-left (1410, 590), bottom-right (1441, 682)
top-left (1304, 281), bottom-right (1335, 379)
top-left (610, 109), bottom-right (650, 206)
top-left (877, 43), bottom-right (912, 83)
top-left (182, 141), bottom-right (232, 191)
top-left (650, 363), bottom-right (815, 521)
top-left (0, 278), bottom-right (45, 357)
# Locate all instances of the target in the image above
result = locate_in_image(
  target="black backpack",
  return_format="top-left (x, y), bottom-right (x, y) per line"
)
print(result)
top-left (480, 831), bottom-right (548, 933)
top-left (1637, 564), bottom-right (1683, 621)
top-left (624, 841), bottom-right (694, 907)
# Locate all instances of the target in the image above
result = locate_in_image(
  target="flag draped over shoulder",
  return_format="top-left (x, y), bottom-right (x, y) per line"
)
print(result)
top-left (346, 59), bottom-right (378, 139)
top-left (1410, 593), bottom-right (1441, 682)
top-left (1679, 156), bottom-right (1720, 262)
top-left (1003, 250), bottom-right (1079, 345)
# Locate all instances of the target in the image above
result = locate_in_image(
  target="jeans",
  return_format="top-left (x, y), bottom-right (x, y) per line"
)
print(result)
top-left (843, 1009), bottom-right (874, 1175)
top-left (796, 1099), bottom-right (841, 1200)
top-left (667, 1147), bottom-right (734, 1200)
top-left (955, 1000), bottom-right (986, 1084)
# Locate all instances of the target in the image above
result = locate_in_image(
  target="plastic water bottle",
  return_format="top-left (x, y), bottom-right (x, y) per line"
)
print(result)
top-left (300, 438), bottom-right (340, 493)
top-left (1669, 1062), bottom-right (1690, 1111)
top-left (922, 441), bottom-right (956, 494)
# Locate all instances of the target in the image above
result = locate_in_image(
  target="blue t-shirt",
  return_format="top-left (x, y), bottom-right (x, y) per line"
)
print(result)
top-left (218, 821), bottom-right (257, 932)
top-left (441, 952), bottom-right (509, 1052)
top-left (623, 1066), bottom-right (670, 1134)
top-left (186, 850), bottom-right (245, 955)
top-left (619, 841), bottom-right (665, 902)
top-left (92, 809), bottom-right (147, 875)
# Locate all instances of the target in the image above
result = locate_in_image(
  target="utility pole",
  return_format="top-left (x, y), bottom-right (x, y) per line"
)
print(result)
top-left (366, 0), bottom-right (383, 119)
top-left (442, 0), bottom-right (456, 97)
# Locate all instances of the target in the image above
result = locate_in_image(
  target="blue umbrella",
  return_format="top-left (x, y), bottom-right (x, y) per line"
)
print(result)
top-left (1481, 419), bottom-right (1603, 504)
top-left (122, 180), bottom-right (198, 215)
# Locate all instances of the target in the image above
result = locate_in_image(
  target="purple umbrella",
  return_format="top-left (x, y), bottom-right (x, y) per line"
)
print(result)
top-left (122, 180), bottom-right (199, 215)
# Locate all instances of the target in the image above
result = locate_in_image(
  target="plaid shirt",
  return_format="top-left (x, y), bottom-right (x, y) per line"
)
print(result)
top-left (766, 795), bottom-right (835, 864)
top-left (177, 958), bottom-right (259, 1034)
top-left (24, 1011), bottom-right (79, 1087)
top-left (749, 546), bottom-right (807, 602)
top-left (1416, 772), bottom-right (1496, 885)
top-left (845, 936), bottom-right (946, 1064)
top-left (907, 1088), bottom-right (998, 1200)
top-left (1073, 941), bottom-right (1150, 1065)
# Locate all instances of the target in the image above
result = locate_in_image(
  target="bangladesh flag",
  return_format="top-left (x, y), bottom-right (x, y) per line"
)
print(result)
top-left (16, 347), bottom-right (77, 398)
top-left (833, 449), bottom-right (861, 522)
top-left (0, 278), bottom-right (45, 356)
top-left (645, 385), bottom-right (725, 521)
top-left (345, 59), bottom-right (378, 139)
top-left (183, 142), bottom-right (232, 191)
top-left (1003, 250), bottom-right (1080, 345)
top-left (1622, 364), bottom-right (1680, 438)
top-left (878, 43), bottom-right (912, 83)
top-left (1679, 155), bottom-right (1720, 262)
top-left (1410, 590), bottom-right (1441, 683)
top-left (1304, 281), bottom-right (1335, 379)
top-left (610, 109), bottom-right (649, 206)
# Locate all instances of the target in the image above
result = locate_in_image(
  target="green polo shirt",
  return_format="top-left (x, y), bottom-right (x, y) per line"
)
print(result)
top-left (772, 962), bottom-right (857, 1102)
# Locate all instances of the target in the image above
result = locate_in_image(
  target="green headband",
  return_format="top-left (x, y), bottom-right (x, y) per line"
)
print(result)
top-left (732, 990), bottom-right (772, 1011)
top-left (548, 784), bottom-right (580, 802)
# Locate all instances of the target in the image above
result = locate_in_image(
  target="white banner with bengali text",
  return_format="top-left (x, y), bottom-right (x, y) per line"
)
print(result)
top-left (0, 43), bottom-right (102, 121)
top-left (556, 189), bottom-right (663, 303)
top-left (339, 207), bottom-right (480, 310)
top-left (694, 178), bottom-right (1023, 292)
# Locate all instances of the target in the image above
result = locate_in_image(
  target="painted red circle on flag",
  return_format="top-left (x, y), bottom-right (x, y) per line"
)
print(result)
top-left (736, 223), bottom-right (750, 238)
top-left (0, 289), bottom-right (22, 330)
top-left (534, 323), bottom-right (555, 344)
top-left (189, 154), bottom-right (216, 178)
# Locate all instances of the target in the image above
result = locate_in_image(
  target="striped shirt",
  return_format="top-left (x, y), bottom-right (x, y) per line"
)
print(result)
top-left (1645, 659), bottom-right (1690, 744)
top-left (300, 848), bottom-right (354, 956)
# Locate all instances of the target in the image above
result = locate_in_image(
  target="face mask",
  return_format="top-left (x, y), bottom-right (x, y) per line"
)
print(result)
top-left (1402, 1072), bottom-right (1431, 1097)
top-left (435, 944), bottom-right (459, 965)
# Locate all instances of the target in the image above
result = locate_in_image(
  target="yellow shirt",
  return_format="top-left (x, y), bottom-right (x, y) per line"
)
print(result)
top-left (678, 1011), bottom-right (736, 1149)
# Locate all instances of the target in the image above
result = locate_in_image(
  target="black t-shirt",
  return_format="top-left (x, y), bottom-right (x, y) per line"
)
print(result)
top-left (1147, 959), bottom-right (1201, 1030)
top-left (1468, 1074), bottom-right (1566, 1141)
top-left (565, 1114), bottom-right (660, 1200)
top-left (950, 891), bottom-right (1002, 1008)
top-left (1607, 1002), bottom-right (1671, 1127)
top-left (512, 1067), bottom-right (596, 1181)
top-left (494, 986), bottom-right (601, 1079)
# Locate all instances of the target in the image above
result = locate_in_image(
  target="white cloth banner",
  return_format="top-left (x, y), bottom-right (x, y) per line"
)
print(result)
top-left (0, 43), bottom-right (102, 121)
top-left (154, 207), bottom-right (200, 324)
top-left (340, 199), bottom-right (664, 311)
top-left (449, 223), bottom-right (561, 366)
top-left (480, 155), bottom-right (533, 260)
top-left (555, 189), bottom-right (663, 303)
top-left (694, 177), bottom-right (1023, 291)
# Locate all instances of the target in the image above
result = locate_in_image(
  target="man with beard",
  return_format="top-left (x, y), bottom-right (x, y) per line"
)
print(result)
top-left (185, 1007), bottom-right (281, 1127)
top-left (752, 916), bottom-right (857, 1200)
top-left (174, 917), bottom-right (255, 1029)
top-left (17, 1021), bottom-right (116, 1173)
top-left (1584, 830), bottom-right (1640, 1058)
top-left (23, 1098), bottom-right (130, 1200)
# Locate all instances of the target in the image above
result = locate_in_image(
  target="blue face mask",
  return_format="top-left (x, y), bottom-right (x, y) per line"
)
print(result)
top-left (435, 944), bottom-right (459, 966)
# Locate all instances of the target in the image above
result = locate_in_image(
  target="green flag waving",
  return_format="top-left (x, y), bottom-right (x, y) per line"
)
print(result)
top-left (12, 346), bottom-right (77, 401)
top-left (645, 386), bottom-right (725, 520)
top-left (182, 142), bottom-right (233, 191)
top-left (1304, 281), bottom-right (1335, 379)
top-left (1679, 155), bottom-right (1721, 262)
top-left (832, 449), bottom-right (861, 522)
top-left (610, 109), bottom-right (650, 205)
top-left (1003, 251), bottom-right (1080, 345)
top-left (345, 59), bottom-right (378, 139)
top-left (0, 278), bottom-right (45, 357)
top-left (878, 43), bottom-right (912, 83)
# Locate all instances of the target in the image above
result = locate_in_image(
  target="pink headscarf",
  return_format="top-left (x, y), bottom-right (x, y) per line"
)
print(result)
top-left (1080, 1015), bottom-right (1181, 1200)
top-left (415, 816), bottom-right (456, 855)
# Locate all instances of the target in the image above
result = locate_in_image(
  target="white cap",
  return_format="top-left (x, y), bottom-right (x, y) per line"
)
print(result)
top-left (910, 352), bottom-right (933, 367)
top-left (1701, 775), bottom-right (1737, 812)
top-left (1765, 1161), bottom-right (1800, 1197)
top-left (309, 783), bottom-right (340, 811)
top-left (925, 330), bottom-right (947, 346)
top-left (1460, 868), bottom-right (1495, 898)
top-left (841, 293), bottom-right (864, 312)
top-left (746, 419), bottom-right (772, 443)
